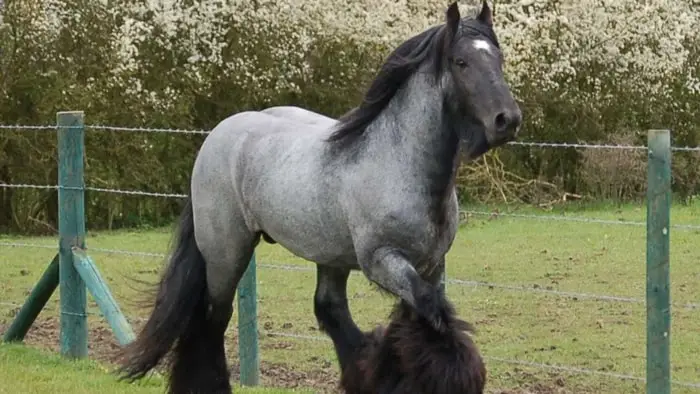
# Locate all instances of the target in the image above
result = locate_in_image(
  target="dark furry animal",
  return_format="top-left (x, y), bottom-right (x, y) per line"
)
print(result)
top-left (339, 298), bottom-right (486, 394)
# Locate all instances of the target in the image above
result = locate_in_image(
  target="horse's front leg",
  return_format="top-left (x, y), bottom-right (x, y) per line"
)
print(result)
top-left (314, 265), bottom-right (364, 371)
top-left (358, 247), bottom-right (449, 332)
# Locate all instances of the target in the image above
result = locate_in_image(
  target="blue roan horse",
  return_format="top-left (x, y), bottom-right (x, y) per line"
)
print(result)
top-left (118, 1), bottom-right (521, 393)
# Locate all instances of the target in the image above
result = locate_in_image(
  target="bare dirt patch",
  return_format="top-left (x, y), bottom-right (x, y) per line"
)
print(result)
top-left (18, 316), bottom-right (341, 393)
top-left (8, 316), bottom-right (576, 394)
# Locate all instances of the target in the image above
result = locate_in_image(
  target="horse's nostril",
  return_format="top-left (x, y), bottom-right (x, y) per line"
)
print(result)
top-left (494, 110), bottom-right (522, 135)
top-left (494, 113), bottom-right (507, 130)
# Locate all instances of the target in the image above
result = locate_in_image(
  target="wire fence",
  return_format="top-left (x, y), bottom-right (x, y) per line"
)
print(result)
top-left (2, 299), bottom-right (699, 390)
top-left (2, 240), bottom-right (700, 311)
top-left (2, 122), bottom-right (700, 391)
top-left (1, 287), bottom-right (699, 390)
top-left (1, 291), bottom-right (700, 390)
top-left (4, 183), bottom-right (700, 231)
top-left (3, 123), bottom-right (700, 152)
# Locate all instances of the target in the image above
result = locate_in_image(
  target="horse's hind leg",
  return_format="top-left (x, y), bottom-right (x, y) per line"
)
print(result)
top-left (117, 197), bottom-right (256, 394)
top-left (172, 203), bottom-right (258, 393)
top-left (314, 265), bottom-right (364, 371)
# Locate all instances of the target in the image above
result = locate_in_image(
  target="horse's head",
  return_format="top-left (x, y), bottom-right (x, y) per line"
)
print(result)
top-left (441, 1), bottom-right (522, 158)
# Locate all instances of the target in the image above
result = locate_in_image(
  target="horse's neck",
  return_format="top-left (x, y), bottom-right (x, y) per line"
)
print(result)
top-left (367, 72), bottom-right (460, 217)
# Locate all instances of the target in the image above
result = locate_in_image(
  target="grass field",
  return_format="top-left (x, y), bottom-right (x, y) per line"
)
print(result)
top-left (0, 343), bottom-right (310, 394)
top-left (1, 201), bottom-right (699, 393)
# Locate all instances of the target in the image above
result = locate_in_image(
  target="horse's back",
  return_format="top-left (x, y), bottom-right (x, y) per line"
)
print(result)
top-left (195, 110), bottom-right (327, 172)
top-left (261, 106), bottom-right (337, 129)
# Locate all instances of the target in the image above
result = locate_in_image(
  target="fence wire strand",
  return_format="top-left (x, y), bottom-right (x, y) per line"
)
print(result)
top-left (465, 210), bottom-right (644, 226)
top-left (0, 125), bottom-right (59, 131)
top-left (507, 140), bottom-right (700, 152)
top-left (0, 183), bottom-right (59, 191)
top-left (0, 241), bottom-right (57, 250)
top-left (83, 186), bottom-right (188, 199)
top-left (0, 183), bottom-right (188, 198)
top-left (464, 210), bottom-right (700, 230)
top-left (86, 124), bottom-right (210, 135)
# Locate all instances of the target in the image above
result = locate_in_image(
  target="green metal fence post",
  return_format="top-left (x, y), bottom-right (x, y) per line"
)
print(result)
top-left (238, 252), bottom-right (260, 386)
top-left (646, 129), bottom-right (671, 394)
top-left (57, 111), bottom-right (88, 359)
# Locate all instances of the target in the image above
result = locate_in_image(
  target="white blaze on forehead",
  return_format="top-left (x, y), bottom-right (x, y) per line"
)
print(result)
top-left (472, 39), bottom-right (495, 55)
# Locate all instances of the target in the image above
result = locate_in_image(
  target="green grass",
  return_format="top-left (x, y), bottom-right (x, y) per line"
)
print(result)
top-left (1, 201), bottom-right (700, 393)
top-left (0, 343), bottom-right (306, 394)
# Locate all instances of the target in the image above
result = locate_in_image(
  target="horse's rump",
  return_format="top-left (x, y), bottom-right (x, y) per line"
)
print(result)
top-left (195, 110), bottom-right (353, 263)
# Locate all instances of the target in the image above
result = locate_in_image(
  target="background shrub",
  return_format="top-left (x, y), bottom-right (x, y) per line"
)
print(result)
top-left (0, 0), bottom-right (698, 233)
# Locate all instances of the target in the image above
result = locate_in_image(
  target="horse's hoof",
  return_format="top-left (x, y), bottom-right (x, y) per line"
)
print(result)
top-left (414, 288), bottom-right (450, 333)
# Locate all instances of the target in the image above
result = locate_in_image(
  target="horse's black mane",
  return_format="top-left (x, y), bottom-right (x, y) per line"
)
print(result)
top-left (326, 16), bottom-right (499, 151)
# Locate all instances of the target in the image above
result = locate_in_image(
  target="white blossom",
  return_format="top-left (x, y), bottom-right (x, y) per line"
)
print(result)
top-left (0, 0), bottom-right (698, 116)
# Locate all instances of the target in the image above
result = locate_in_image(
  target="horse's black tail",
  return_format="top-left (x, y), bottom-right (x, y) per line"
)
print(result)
top-left (118, 197), bottom-right (209, 383)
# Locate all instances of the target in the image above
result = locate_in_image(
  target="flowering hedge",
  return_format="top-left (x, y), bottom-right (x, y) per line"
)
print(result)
top-left (0, 0), bottom-right (698, 232)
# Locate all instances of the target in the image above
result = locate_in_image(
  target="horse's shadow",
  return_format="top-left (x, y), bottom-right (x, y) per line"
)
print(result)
top-left (339, 297), bottom-right (486, 394)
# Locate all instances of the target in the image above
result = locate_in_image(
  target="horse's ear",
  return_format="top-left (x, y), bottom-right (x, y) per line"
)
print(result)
top-left (477, 0), bottom-right (493, 26)
top-left (445, 2), bottom-right (460, 42)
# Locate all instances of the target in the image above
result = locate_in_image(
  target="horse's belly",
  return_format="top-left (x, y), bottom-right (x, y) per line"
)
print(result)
top-left (260, 215), bottom-right (356, 266)
top-left (277, 234), bottom-right (356, 267)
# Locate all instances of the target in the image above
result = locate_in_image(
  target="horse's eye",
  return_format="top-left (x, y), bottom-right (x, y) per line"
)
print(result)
top-left (454, 58), bottom-right (467, 68)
